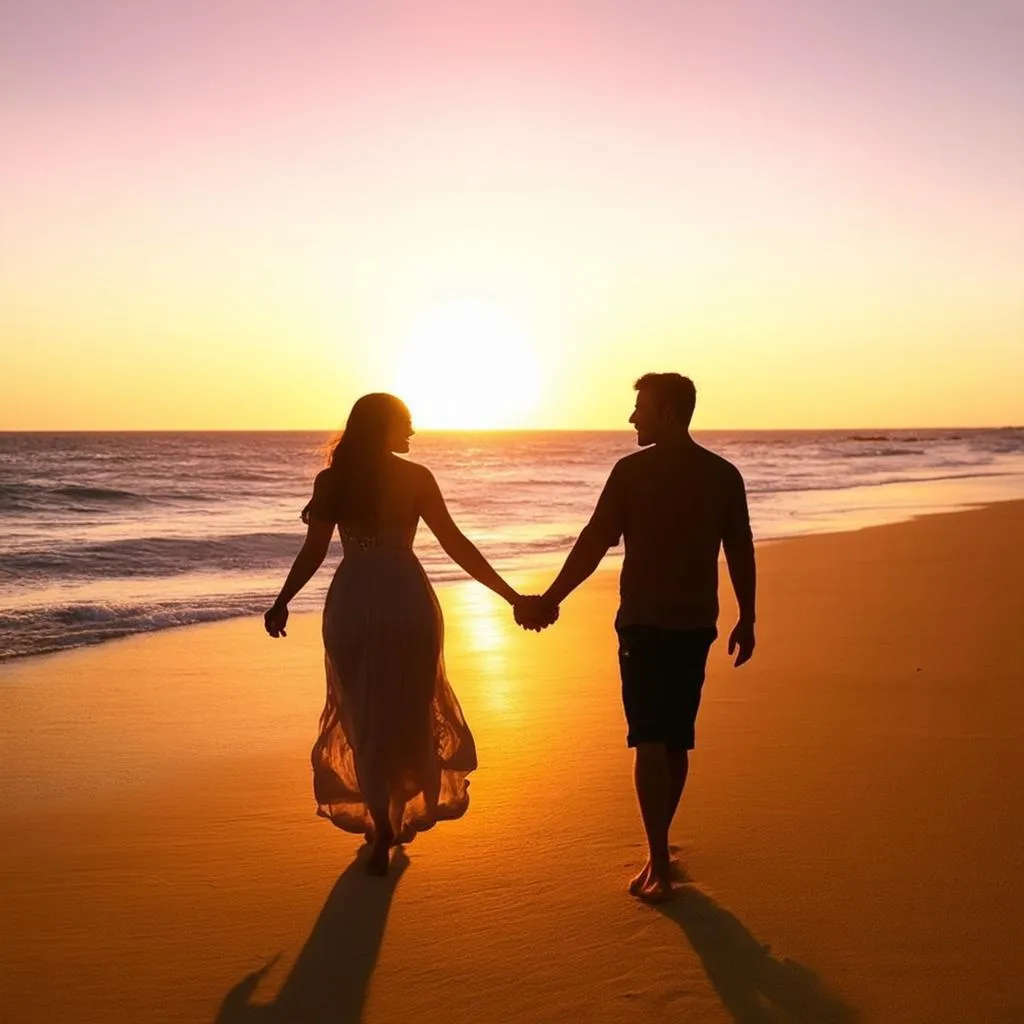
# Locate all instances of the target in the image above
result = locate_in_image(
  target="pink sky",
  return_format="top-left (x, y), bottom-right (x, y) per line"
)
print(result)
top-left (2, 0), bottom-right (1022, 427)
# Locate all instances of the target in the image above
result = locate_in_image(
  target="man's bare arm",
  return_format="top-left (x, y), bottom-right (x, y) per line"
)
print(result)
top-left (723, 466), bottom-right (756, 666)
top-left (723, 534), bottom-right (756, 626)
top-left (542, 524), bottom-right (613, 607)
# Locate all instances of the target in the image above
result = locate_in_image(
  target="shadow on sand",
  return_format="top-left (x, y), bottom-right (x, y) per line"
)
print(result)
top-left (216, 846), bottom-right (408, 1024)
top-left (657, 882), bottom-right (858, 1023)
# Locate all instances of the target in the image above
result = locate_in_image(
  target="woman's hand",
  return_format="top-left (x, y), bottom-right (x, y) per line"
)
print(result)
top-left (264, 603), bottom-right (289, 638)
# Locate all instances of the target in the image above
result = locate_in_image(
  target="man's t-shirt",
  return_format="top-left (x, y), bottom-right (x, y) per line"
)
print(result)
top-left (586, 442), bottom-right (752, 630)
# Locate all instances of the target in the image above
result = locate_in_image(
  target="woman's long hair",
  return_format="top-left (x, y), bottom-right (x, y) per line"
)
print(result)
top-left (317, 393), bottom-right (409, 534)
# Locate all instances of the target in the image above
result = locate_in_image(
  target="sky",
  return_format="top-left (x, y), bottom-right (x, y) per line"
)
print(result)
top-left (1, 0), bottom-right (1022, 429)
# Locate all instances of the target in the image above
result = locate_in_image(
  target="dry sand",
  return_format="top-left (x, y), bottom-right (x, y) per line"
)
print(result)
top-left (2, 501), bottom-right (1023, 1023)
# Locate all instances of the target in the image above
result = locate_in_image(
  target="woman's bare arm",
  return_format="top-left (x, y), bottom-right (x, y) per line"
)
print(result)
top-left (418, 468), bottom-right (519, 606)
top-left (265, 517), bottom-right (334, 636)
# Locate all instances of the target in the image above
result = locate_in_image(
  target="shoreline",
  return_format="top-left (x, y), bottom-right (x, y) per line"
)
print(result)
top-left (2, 500), bottom-right (1023, 1022)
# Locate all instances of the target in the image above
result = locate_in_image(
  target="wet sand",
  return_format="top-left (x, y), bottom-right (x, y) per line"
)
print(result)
top-left (2, 501), bottom-right (1022, 1022)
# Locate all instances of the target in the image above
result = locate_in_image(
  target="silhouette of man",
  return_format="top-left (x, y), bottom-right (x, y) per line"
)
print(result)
top-left (517, 373), bottom-right (756, 901)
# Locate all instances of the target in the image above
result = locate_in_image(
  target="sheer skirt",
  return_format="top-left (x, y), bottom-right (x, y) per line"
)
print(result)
top-left (312, 546), bottom-right (477, 838)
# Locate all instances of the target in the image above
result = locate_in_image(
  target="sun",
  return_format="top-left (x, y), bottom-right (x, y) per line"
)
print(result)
top-left (392, 299), bottom-right (542, 429)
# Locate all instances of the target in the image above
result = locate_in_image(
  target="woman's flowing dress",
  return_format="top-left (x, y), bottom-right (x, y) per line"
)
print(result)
top-left (303, 471), bottom-right (477, 839)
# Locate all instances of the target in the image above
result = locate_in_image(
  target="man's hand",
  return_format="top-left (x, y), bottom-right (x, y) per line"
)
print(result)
top-left (513, 595), bottom-right (559, 632)
top-left (727, 619), bottom-right (755, 667)
top-left (264, 603), bottom-right (289, 638)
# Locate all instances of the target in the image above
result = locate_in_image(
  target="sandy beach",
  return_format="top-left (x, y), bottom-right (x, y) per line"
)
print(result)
top-left (2, 500), bottom-right (1022, 1023)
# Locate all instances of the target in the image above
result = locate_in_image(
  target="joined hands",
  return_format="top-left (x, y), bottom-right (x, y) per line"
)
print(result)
top-left (512, 594), bottom-right (559, 632)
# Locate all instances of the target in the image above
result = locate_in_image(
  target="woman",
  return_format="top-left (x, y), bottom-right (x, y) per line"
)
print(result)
top-left (264, 393), bottom-right (530, 876)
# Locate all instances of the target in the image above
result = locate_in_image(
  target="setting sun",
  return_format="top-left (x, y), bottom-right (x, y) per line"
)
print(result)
top-left (392, 299), bottom-right (542, 429)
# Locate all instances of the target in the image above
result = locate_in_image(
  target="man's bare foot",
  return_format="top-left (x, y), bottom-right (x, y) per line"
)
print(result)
top-left (638, 874), bottom-right (675, 903)
top-left (632, 858), bottom-right (675, 903)
top-left (628, 861), bottom-right (652, 896)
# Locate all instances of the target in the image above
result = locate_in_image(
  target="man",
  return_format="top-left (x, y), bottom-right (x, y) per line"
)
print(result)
top-left (517, 373), bottom-right (756, 902)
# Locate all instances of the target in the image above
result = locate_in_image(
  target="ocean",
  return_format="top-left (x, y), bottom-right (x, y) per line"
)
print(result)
top-left (2, 429), bottom-right (1022, 661)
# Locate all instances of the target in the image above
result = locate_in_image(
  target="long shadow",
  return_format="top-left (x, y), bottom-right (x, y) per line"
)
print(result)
top-left (656, 883), bottom-right (858, 1023)
top-left (216, 846), bottom-right (409, 1024)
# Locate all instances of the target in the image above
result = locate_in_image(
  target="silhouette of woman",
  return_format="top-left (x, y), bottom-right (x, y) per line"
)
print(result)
top-left (265, 394), bottom-right (532, 875)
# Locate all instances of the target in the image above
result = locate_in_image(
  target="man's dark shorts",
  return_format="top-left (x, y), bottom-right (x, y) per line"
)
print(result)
top-left (617, 625), bottom-right (717, 750)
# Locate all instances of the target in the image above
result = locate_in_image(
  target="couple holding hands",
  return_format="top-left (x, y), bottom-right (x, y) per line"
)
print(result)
top-left (265, 371), bottom-right (756, 901)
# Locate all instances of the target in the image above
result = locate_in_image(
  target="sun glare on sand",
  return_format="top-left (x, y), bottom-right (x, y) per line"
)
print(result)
top-left (393, 299), bottom-right (542, 429)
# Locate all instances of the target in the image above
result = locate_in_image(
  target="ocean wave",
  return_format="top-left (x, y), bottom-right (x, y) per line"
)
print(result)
top-left (0, 531), bottom-right (303, 580)
top-left (145, 489), bottom-right (222, 503)
top-left (841, 448), bottom-right (926, 458)
top-left (55, 484), bottom-right (147, 502)
top-left (971, 436), bottom-right (1024, 455)
top-left (746, 468), bottom-right (1015, 497)
top-left (0, 481), bottom-right (155, 512)
top-left (0, 597), bottom-right (267, 661)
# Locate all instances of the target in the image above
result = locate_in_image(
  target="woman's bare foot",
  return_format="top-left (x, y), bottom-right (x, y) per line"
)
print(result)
top-left (393, 823), bottom-right (415, 846)
top-left (366, 822), bottom-right (394, 875)
top-left (366, 840), bottom-right (391, 876)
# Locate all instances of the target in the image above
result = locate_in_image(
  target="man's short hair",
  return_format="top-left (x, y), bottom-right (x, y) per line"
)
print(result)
top-left (634, 372), bottom-right (697, 425)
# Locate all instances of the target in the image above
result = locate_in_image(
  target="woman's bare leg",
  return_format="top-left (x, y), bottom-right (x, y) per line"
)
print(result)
top-left (367, 803), bottom-right (393, 875)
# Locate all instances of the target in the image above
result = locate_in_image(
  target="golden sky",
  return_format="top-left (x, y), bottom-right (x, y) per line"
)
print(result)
top-left (2, 0), bottom-right (1022, 429)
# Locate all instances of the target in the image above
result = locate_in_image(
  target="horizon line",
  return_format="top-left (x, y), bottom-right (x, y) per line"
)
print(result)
top-left (0, 424), bottom-right (1020, 435)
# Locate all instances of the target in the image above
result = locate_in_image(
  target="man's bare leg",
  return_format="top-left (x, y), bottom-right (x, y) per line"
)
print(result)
top-left (629, 741), bottom-right (674, 900)
top-left (629, 747), bottom-right (690, 894)
top-left (667, 747), bottom-right (689, 826)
